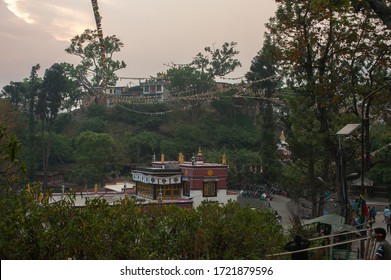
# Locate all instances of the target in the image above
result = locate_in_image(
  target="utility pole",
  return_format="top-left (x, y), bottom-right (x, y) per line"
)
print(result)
top-left (336, 124), bottom-right (360, 224)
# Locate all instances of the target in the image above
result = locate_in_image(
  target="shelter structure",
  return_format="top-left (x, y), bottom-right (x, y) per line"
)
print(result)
top-left (302, 214), bottom-right (362, 259)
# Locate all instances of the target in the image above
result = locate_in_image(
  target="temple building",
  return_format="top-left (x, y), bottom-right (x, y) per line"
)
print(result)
top-left (131, 148), bottom-right (236, 207)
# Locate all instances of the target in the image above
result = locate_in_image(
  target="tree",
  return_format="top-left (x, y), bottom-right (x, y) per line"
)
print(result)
top-left (1, 80), bottom-right (30, 110)
top-left (165, 42), bottom-right (242, 121)
top-left (167, 41), bottom-right (242, 95)
top-left (351, 0), bottom-right (391, 29)
top-left (366, 125), bottom-right (391, 188)
top-left (166, 65), bottom-right (214, 95)
top-left (0, 191), bottom-right (285, 259)
top-left (267, 0), bottom-right (391, 216)
top-left (36, 63), bottom-right (74, 190)
top-left (0, 99), bottom-right (23, 136)
top-left (192, 41), bottom-right (242, 78)
top-left (74, 131), bottom-right (117, 186)
top-left (65, 29), bottom-right (126, 97)
top-left (126, 131), bottom-right (161, 164)
top-left (246, 35), bottom-right (281, 188)
top-left (27, 65), bottom-right (41, 181)
top-left (0, 123), bottom-right (26, 193)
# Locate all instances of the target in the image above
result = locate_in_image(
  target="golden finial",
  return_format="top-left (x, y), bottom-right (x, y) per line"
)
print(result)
top-left (161, 152), bottom-right (165, 162)
top-left (280, 130), bottom-right (286, 142)
top-left (178, 151), bottom-right (184, 163)
top-left (222, 152), bottom-right (227, 165)
top-left (38, 192), bottom-right (43, 204)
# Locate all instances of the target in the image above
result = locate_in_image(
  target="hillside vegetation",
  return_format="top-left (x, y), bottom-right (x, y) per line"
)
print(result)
top-left (45, 94), bottom-right (273, 188)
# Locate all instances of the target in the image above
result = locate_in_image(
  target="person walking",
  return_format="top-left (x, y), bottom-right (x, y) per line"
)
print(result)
top-left (369, 206), bottom-right (377, 222)
top-left (383, 206), bottom-right (390, 223)
top-left (387, 214), bottom-right (391, 233)
top-left (373, 227), bottom-right (391, 260)
top-left (284, 234), bottom-right (310, 260)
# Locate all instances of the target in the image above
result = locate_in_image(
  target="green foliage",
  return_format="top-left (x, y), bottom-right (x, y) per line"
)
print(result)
top-left (79, 118), bottom-right (107, 133)
top-left (65, 29), bottom-right (126, 91)
top-left (126, 131), bottom-right (162, 164)
top-left (51, 134), bottom-right (75, 164)
top-left (111, 104), bottom-right (168, 130)
top-left (216, 126), bottom-right (260, 150)
top-left (265, 0), bottom-right (391, 215)
top-left (166, 41), bottom-right (241, 95)
top-left (86, 103), bottom-right (107, 118)
top-left (173, 125), bottom-right (209, 152)
top-left (167, 65), bottom-right (214, 95)
top-left (0, 191), bottom-right (284, 259)
top-left (226, 149), bottom-right (263, 186)
top-left (192, 42), bottom-right (242, 78)
top-left (1, 80), bottom-right (30, 109)
top-left (0, 123), bottom-right (26, 191)
top-left (53, 113), bottom-right (71, 133)
top-left (74, 131), bottom-right (117, 186)
top-left (366, 124), bottom-right (391, 185)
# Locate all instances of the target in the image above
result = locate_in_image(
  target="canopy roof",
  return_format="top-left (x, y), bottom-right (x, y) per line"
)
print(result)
top-left (302, 214), bottom-right (357, 233)
top-left (350, 177), bottom-right (374, 187)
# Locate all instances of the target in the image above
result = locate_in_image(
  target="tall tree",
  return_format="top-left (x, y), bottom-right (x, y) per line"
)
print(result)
top-left (27, 65), bottom-right (41, 181)
top-left (192, 41), bottom-right (242, 78)
top-left (266, 0), bottom-right (390, 216)
top-left (65, 29), bottom-right (126, 97)
top-left (167, 41), bottom-right (242, 95)
top-left (1, 66), bottom-right (41, 181)
top-left (36, 63), bottom-right (74, 191)
top-left (1, 80), bottom-right (30, 110)
top-left (246, 36), bottom-right (281, 188)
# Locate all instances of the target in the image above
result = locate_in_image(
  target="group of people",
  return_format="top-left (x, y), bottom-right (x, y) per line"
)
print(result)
top-left (284, 226), bottom-right (390, 260)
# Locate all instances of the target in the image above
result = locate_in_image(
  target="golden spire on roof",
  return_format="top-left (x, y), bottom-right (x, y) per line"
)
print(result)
top-left (222, 152), bottom-right (227, 165)
top-left (280, 130), bottom-right (286, 142)
top-left (178, 151), bottom-right (184, 163)
top-left (161, 152), bottom-right (165, 162)
top-left (196, 147), bottom-right (204, 163)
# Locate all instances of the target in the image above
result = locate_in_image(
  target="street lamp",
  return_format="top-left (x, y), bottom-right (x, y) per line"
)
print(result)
top-left (336, 123), bottom-right (360, 223)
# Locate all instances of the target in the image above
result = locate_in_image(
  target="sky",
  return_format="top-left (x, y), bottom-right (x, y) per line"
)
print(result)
top-left (0, 0), bottom-right (278, 89)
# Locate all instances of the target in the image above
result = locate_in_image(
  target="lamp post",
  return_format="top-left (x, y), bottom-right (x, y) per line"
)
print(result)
top-left (336, 124), bottom-right (360, 223)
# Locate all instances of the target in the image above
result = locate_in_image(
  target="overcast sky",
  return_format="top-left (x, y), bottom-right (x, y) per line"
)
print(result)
top-left (0, 0), bottom-right (277, 89)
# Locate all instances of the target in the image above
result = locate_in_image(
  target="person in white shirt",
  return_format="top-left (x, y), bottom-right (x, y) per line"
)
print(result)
top-left (383, 206), bottom-right (390, 223)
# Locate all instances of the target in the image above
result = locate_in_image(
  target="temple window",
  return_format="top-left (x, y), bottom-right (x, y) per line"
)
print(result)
top-left (203, 181), bottom-right (217, 197)
top-left (183, 182), bottom-right (190, 196)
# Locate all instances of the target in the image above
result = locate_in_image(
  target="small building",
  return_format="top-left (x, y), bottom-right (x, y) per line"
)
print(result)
top-left (132, 166), bottom-right (183, 201)
top-left (139, 79), bottom-right (170, 97)
top-left (131, 149), bottom-right (236, 207)
top-left (35, 172), bottom-right (64, 187)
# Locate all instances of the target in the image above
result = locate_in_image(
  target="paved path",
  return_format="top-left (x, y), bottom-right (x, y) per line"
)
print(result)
top-left (269, 194), bottom-right (295, 226)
